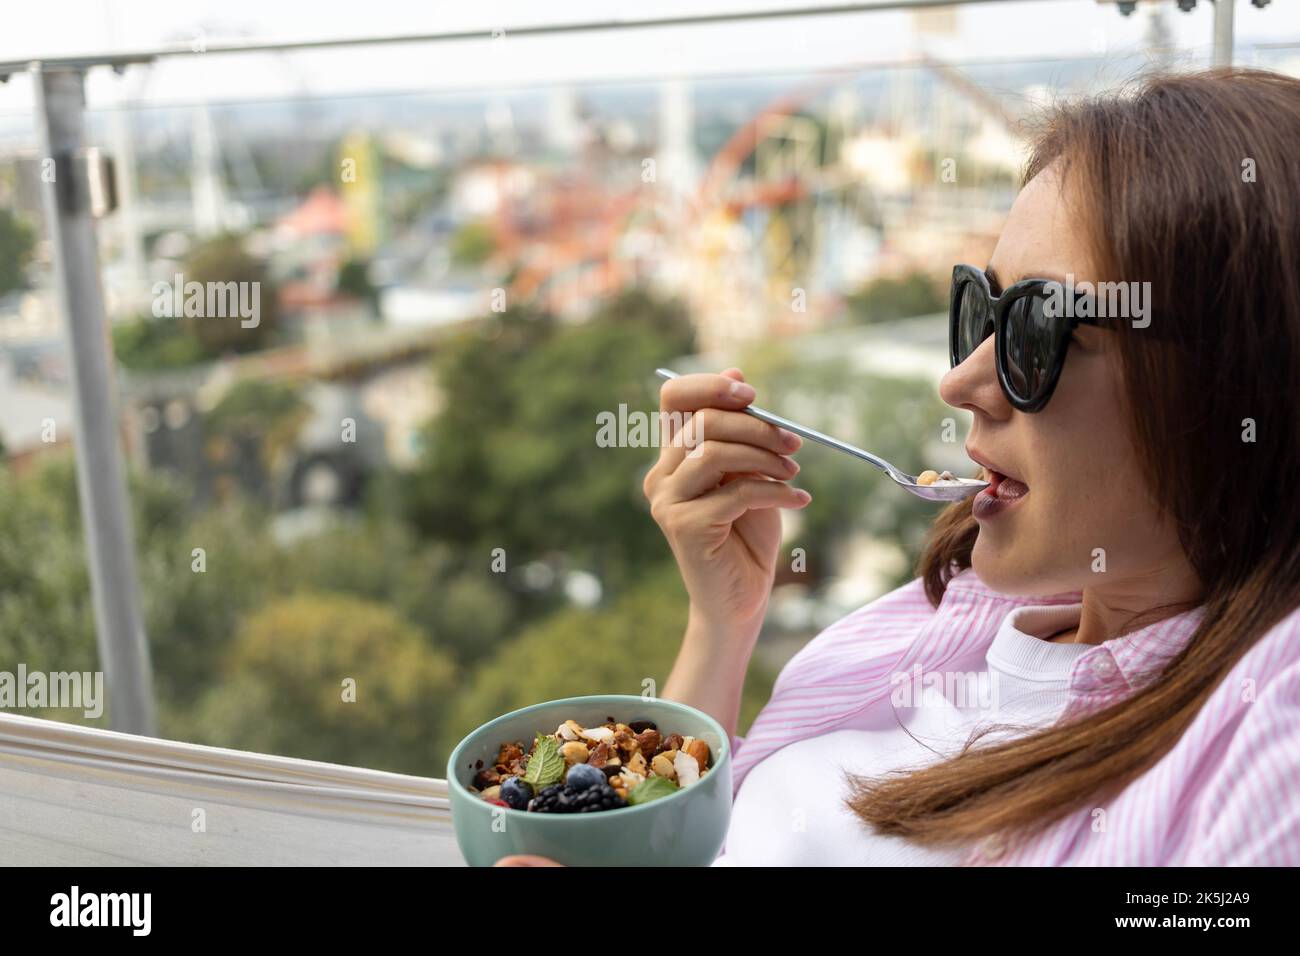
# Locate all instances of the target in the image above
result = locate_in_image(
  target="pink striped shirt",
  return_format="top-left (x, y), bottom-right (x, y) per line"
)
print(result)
top-left (729, 567), bottom-right (1300, 865)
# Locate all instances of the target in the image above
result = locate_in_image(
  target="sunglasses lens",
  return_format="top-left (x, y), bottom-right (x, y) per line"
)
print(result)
top-left (954, 279), bottom-right (994, 364)
top-left (1003, 294), bottom-right (1068, 402)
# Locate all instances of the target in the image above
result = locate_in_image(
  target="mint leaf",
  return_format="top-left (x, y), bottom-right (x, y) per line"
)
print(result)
top-left (522, 733), bottom-right (565, 791)
top-left (627, 774), bottom-right (678, 806)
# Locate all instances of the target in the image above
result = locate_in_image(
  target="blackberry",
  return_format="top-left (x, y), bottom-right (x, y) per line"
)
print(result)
top-left (530, 780), bottom-right (627, 814)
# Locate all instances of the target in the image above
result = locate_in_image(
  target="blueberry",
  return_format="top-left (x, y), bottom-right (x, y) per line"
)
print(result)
top-left (499, 776), bottom-right (533, 810)
top-left (566, 763), bottom-right (605, 791)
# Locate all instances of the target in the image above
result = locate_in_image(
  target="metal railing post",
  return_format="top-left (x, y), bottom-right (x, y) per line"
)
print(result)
top-left (1213, 0), bottom-right (1236, 68)
top-left (30, 62), bottom-right (156, 736)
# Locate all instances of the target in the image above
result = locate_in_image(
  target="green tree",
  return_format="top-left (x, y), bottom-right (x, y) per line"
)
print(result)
top-left (185, 593), bottom-right (457, 774)
top-left (204, 378), bottom-right (310, 480)
top-left (0, 456), bottom-right (97, 701)
top-left (403, 288), bottom-right (696, 596)
top-left (111, 314), bottom-right (209, 371)
top-left (0, 208), bottom-right (35, 297)
top-left (336, 256), bottom-right (379, 314)
top-left (275, 517), bottom-right (517, 667)
top-left (449, 220), bottom-right (496, 268)
top-left (846, 271), bottom-right (945, 324)
top-left (180, 233), bottom-right (281, 354)
top-left (439, 563), bottom-right (775, 760)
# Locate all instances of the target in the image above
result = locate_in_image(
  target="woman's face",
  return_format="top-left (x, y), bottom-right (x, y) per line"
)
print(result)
top-left (939, 165), bottom-right (1189, 600)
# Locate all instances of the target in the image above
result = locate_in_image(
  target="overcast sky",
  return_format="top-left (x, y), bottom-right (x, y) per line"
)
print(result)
top-left (0, 0), bottom-right (1295, 113)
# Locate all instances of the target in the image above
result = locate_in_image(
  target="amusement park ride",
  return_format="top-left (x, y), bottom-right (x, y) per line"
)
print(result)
top-left (493, 54), bottom-right (1024, 352)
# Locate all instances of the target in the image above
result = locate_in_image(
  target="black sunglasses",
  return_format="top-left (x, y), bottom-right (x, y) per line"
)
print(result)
top-left (949, 264), bottom-right (1102, 413)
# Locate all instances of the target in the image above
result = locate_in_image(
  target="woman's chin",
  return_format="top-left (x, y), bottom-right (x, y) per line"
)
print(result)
top-left (970, 540), bottom-right (1044, 597)
top-left (971, 542), bottom-right (1083, 598)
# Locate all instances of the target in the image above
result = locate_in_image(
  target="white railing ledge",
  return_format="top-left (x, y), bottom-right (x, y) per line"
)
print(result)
top-left (0, 712), bottom-right (465, 865)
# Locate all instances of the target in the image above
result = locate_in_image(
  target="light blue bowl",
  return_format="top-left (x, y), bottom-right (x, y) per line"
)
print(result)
top-left (447, 695), bottom-right (732, 866)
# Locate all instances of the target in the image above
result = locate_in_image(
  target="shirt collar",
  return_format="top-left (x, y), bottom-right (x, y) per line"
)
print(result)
top-left (1067, 604), bottom-right (1205, 696)
top-left (947, 568), bottom-right (1205, 698)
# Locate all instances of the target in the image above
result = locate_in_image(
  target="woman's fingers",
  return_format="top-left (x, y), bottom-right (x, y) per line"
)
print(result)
top-left (681, 477), bottom-right (812, 532)
top-left (664, 439), bottom-right (799, 501)
top-left (655, 372), bottom-right (759, 470)
top-left (654, 404), bottom-right (801, 484)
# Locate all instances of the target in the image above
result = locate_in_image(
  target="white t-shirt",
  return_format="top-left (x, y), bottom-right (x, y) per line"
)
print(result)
top-left (714, 602), bottom-right (1088, 866)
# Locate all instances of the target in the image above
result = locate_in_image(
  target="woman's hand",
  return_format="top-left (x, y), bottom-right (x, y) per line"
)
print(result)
top-left (493, 855), bottom-right (565, 866)
top-left (643, 368), bottom-right (809, 642)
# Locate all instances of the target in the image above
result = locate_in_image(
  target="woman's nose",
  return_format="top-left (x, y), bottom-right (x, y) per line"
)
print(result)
top-left (939, 335), bottom-right (1010, 420)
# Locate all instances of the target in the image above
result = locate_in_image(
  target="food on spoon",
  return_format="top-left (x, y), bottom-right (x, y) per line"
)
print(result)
top-left (917, 469), bottom-right (984, 487)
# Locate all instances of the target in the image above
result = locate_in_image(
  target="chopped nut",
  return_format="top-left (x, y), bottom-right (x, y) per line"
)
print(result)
top-left (496, 742), bottom-right (524, 766)
top-left (472, 767), bottom-right (501, 789)
top-left (557, 721), bottom-right (581, 741)
top-left (651, 753), bottom-right (676, 779)
top-left (481, 785), bottom-right (501, 800)
top-left (659, 733), bottom-right (684, 755)
top-left (634, 729), bottom-right (661, 756)
top-left (588, 741), bottom-right (611, 769)
top-left (627, 752), bottom-right (648, 776)
top-left (916, 469), bottom-right (940, 486)
top-left (613, 730), bottom-right (639, 757)
top-left (505, 755), bottom-right (528, 777)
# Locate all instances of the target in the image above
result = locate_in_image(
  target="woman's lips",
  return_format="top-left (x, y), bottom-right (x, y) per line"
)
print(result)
top-left (972, 470), bottom-right (1029, 520)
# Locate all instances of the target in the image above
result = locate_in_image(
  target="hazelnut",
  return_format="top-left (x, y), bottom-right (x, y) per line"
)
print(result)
top-left (560, 741), bottom-right (590, 766)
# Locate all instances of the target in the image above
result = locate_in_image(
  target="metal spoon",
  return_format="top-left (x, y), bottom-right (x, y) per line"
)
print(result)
top-left (654, 368), bottom-right (988, 502)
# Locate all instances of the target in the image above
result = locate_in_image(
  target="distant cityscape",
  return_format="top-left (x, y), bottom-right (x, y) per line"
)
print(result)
top-left (0, 55), bottom-right (1118, 465)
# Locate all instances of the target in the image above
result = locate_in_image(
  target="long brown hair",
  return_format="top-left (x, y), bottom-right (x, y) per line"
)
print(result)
top-left (846, 67), bottom-right (1300, 847)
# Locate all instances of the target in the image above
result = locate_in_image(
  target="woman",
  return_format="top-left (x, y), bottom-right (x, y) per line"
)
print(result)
top-left (499, 67), bottom-right (1300, 866)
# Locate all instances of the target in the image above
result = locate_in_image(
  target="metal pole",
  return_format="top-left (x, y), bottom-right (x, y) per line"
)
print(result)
top-left (1213, 0), bottom-right (1235, 67)
top-left (31, 63), bottom-right (156, 736)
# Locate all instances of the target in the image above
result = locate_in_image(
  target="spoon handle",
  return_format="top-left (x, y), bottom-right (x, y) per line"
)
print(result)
top-left (653, 368), bottom-right (899, 476)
